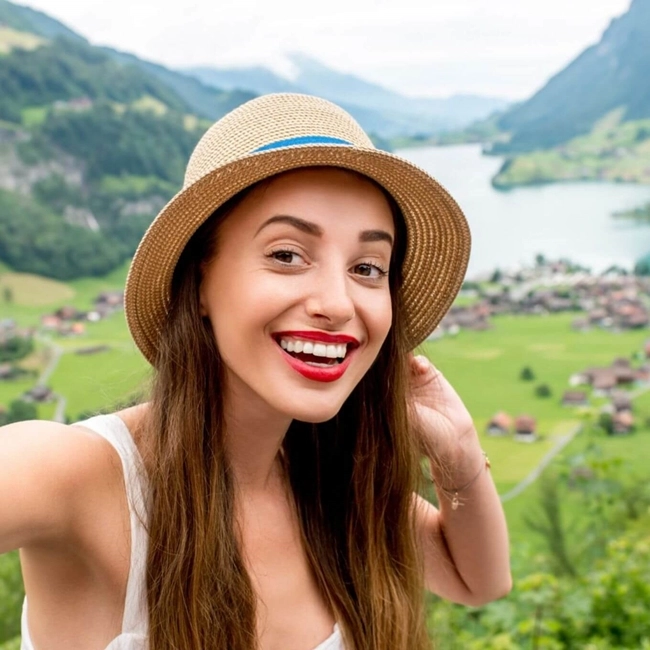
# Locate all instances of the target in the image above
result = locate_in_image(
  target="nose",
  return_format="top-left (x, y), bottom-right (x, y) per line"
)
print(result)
top-left (304, 265), bottom-right (355, 327)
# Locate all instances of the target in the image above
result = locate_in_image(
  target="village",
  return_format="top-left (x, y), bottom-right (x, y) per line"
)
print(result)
top-left (0, 290), bottom-right (123, 421)
top-left (429, 258), bottom-right (650, 441)
top-left (1, 258), bottom-right (650, 434)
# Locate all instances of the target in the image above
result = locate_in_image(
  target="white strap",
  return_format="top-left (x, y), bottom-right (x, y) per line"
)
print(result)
top-left (78, 414), bottom-right (149, 635)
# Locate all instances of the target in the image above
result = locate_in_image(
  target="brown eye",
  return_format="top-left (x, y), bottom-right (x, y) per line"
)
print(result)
top-left (352, 262), bottom-right (388, 279)
top-left (273, 251), bottom-right (297, 264)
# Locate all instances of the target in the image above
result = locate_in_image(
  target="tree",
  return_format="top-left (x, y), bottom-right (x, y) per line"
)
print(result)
top-left (7, 399), bottom-right (37, 423)
top-left (634, 252), bottom-right (650, 276)
top-left (598, 412), bottom-right (614, 435)
top-left (2, 286), bottom-right (12, 304)
top-left (520, 366), bottom-right (535, 381)
top-left (535, 383), bottom-right (552, 398)
top-left (490, 268), bottom-right (502, 283)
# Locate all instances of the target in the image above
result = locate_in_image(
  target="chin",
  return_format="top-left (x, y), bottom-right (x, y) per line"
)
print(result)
top-left (281, 396), bottom-right (348, 424)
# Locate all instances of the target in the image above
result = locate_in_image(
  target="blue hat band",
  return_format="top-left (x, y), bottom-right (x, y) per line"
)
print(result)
top-left (253, 135), bottom-right (354, 153)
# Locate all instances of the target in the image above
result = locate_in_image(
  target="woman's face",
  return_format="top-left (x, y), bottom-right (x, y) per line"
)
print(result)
top-left (199, 168), bottom-right (395, 423)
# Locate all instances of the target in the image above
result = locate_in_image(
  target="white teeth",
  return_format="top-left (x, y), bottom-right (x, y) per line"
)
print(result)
top-left (277, 337), bottom-right (349, 359)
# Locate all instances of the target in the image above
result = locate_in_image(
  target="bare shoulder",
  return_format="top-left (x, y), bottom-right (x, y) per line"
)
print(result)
top-left (0, 418), bottom-right (124, 553)
top-left (3, 417), bottom-right (122, 485)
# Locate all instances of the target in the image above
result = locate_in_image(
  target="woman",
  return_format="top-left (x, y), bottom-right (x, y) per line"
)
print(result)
top-left (0, 94), bottom-right (510, 650)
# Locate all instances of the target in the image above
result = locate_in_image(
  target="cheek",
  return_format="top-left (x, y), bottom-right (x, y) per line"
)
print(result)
top-left (362, 290), bottom-right (393, 345)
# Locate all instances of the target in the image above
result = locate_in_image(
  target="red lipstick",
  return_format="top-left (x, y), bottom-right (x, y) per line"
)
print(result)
top-left (273, 331), bottom-right (360, 346)
top-left (273, 331), bottom-right (360, 383)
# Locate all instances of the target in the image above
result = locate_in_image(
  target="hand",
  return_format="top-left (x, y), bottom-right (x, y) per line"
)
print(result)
top-left (408, 354), bottom-right (479, 467)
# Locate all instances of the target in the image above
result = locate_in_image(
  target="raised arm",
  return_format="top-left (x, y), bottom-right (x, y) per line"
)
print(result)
top-left (408, 355), bottom-right (512, 606)
top-left (0, 419), bottom-right (105, 554)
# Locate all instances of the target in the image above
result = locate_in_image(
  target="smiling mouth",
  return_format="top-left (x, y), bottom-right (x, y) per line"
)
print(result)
top-left (277, 337), bottom-right (348, 366)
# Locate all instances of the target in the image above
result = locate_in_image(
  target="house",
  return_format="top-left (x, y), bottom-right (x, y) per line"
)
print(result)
top-left (645, 339), bottom-right (650, 359)
top-left (22, 386), bottom-right (54, 403)
top-left (95, 291), bottom-right (124, 308)
top-left (55, 306), bottom-right (82, 321)
top-left (0, 363), bottom-right (13, 380)
top-left (611, 365), bottom-right (636, 385)
top-left (562, 391), bottom-right (588, 407)
top-left (571, 317), bottom-right (590, 332)
top-left (486, 411), bottom-right (512, 436)
top-left (569, 372), bottom-right (589, 386)
top-left (514, 415), bottom-right (537, 442)
top-left (635, 364), bottom-right (650, 382)
top-left (611, 392), bottom-right (632, 412)
top-left (41, 315), bottom-right (61, 329)
top-left (612, 357), bottom-right (631, 369)
top-left (612, 410), bottom-right (634, 434)
top-left (75, 345), bottom-right (110, 355)
top-left (589, 369), bottom-right (618, 396)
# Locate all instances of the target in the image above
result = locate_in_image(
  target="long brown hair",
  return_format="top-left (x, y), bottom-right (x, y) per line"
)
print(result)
top-left (143, 172), bottom-right (431, 650)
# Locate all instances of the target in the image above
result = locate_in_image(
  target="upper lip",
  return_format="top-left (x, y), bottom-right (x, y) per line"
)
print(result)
top-left (273, 330), bottom-right (360, 347)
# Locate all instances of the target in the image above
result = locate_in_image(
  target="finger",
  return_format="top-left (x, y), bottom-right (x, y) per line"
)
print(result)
top-left (409, 354), bottom-right (428, 373)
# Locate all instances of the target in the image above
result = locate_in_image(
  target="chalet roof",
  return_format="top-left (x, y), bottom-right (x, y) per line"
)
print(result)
top-left (612, 411), bottom-right (634, 428)
top-left (488, 411), bottom-right (512, 430)
top-left (562, 390), bottom-right (587, 401)
top-left (612, 393), bottom-right (632, 409)
top-left (514, 415), bottom-right (536, 432)
top-left (612, 357), bottom-right (631, 368)
top-left (27, 386), bottom-right (52, 399)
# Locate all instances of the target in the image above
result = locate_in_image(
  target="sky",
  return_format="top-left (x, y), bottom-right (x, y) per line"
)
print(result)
top-left (23, 0), bottom-right (632, 101)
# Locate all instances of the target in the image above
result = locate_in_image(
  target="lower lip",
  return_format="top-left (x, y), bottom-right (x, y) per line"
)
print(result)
top-left (278, 346), bottom-right (354, 383)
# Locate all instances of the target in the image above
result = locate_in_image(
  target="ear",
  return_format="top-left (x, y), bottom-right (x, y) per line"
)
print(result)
top-left (198, 285), bottom-right (209, 318)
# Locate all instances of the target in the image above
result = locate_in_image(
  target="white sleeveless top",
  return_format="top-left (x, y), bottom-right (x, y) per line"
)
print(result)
top-left (20, 413), bottom-right (345, 650)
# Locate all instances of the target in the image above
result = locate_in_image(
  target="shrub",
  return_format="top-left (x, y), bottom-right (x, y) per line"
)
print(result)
top-left (520, 366), bottom-right (535, 381)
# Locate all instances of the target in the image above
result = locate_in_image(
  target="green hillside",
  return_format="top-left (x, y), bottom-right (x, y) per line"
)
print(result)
top-left (0, 1), bottom-right (258, 281)
top-left (0, 0), bottom-right (83, 42)
top-left (493, 111), bottom-right (650, 188)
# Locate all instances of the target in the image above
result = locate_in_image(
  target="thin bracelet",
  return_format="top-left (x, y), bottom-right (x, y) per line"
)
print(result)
top-left (437, 451), bottom-right (491, 510)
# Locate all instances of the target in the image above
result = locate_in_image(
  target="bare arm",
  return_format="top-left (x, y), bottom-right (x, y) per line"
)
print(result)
top-left (416, 433), bottom-right (511, 606)
top-left (408, 355), bottom-right (511, 606)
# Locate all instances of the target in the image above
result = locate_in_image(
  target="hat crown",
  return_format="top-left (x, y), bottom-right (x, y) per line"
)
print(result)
top-left (184, 93), bottom-right (374, 188)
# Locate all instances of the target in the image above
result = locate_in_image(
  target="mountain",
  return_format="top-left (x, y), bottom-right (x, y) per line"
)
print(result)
top-left (0, 0), bottom-right (253, 122)
top-left (184, 53), bottom-right (510, 138)
top-left (0, 0), bottom-right (82, 42)
top-left (496, 0), bottom-right (650, 153)
top-left (0, 1), bottom-right (236, 280)
top-left (98, 46), bottom-right (255, 121)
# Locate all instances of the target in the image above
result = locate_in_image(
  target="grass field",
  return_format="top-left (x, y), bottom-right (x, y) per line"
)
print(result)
top-left (0, 261), bottom-right (130, 325)
top-left (419, 313), bottom-right (648, 483)
top-left (0, 26), bottom-right (45, 55)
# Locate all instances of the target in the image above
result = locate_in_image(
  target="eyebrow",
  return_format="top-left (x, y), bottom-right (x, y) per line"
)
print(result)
top-left (256, 214), bottom-right (394, 246)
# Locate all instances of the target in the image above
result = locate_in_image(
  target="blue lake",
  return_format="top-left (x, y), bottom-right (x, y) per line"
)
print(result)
top-left (397, 144), bottom-right (650, 278)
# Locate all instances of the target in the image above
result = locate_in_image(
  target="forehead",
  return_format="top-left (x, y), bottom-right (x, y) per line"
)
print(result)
top-left (219, 167), bottom-right (396, 237)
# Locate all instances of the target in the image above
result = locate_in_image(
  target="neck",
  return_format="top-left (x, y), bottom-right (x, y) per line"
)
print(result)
top-left (223, 377), bottom-right (293, 493)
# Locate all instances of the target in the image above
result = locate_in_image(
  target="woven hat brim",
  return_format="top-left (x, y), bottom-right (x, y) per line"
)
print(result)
top-left (125, 145), bottom-right (471, 365)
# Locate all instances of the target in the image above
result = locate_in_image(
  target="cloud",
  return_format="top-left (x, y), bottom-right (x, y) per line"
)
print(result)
top-left (23, 0), bottom-right (631, 99)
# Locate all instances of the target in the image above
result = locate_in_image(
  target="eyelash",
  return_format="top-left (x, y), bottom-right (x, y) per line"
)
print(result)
top-left (266, 248), bottom-right (388, 280)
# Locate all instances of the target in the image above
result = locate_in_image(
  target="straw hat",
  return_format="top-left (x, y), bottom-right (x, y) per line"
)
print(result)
top-left (125, 93), bottom-right (471, 364)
